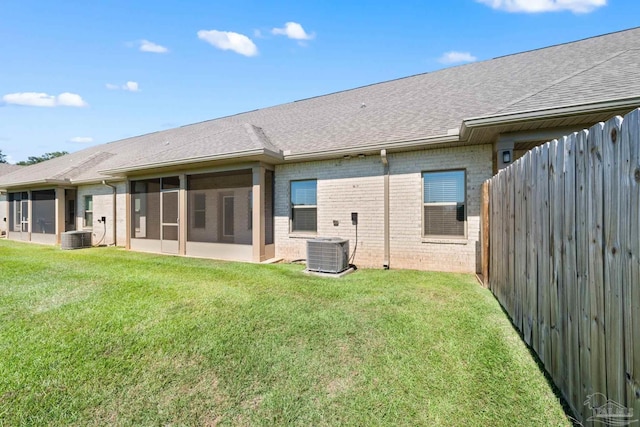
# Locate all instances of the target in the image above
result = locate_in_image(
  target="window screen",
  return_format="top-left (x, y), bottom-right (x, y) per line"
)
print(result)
top-left (32, 190), bottom-right (56, 234)
top-left (131, 179), bottom-right (161, 239)
top-left (193, 193), bottom-right (206, 229)
top-left (8, 192), bottom-right (28, 233)
top-left (291, 180), bottom-right (317, 232)
top-left (423, 170), bottom-right (465, 237)
top-left (186, 169), bottom-right (252, 245)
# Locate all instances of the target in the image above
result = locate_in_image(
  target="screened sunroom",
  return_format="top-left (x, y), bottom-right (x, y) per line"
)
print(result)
top-left (128, 166), bottom-right (274, 262)
top-left (6, 188), bottom-right (76, 245)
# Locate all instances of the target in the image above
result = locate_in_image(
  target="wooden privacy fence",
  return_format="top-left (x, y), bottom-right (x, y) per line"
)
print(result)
top-left (484, 109), bottom-right (640, 424)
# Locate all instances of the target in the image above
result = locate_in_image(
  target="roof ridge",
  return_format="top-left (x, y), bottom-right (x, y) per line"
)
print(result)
top-left (51, 151), bottom-right (115, 180)
top-left (492, 26), bottom-right (640, 60)
top-left (493, 49), bottom-right (630, 115)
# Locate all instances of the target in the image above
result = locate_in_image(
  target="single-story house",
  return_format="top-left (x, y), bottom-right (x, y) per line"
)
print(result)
top-left (2, 27), bottom-right (640, 272)
top-left (0, 163), bottom-right (23, 236)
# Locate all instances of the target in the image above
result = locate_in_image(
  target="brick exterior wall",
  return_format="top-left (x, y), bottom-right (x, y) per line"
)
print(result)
top-left (274, 144), bottom-right (493, 273)
top-left (77, 182), bottom-right (126, 246)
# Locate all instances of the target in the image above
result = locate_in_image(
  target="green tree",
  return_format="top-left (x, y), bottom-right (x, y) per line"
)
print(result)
top-left (0, 150), bottom-right (7, 164)
top-left (16, 151), bottom-right (69, 166)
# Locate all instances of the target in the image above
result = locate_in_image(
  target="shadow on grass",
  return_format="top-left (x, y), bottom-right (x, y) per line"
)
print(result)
top-left (492, 299), bottom-right (582, 426)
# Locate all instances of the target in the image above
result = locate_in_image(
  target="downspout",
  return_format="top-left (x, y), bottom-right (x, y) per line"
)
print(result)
top-left (102, 180), bottom-right (117, 246)
top-left (381, 149), bottom-right (390, 269)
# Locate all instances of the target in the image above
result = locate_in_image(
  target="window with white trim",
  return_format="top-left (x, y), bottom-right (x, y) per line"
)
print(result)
top-left (84, 196), bottom-right (93, 228)
top-left (422, 170), bottom-right (466, 237)
top-left (291, 180), bottom-right (317, 232)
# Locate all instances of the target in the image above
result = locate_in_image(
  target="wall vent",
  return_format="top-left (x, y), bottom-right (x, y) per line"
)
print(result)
top-left (61, 231), bottom-right (92, 250)
top-left (306, 237), bottom-right (349, 274)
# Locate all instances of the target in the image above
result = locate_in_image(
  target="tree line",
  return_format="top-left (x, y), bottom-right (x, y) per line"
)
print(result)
top-left (0, 149), bottom-right (68, 165)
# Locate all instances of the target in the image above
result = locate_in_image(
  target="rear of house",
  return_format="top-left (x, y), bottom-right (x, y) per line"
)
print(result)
top-left (0, 164), bottom-right (23, 236)
top-left (2, 27), bottom-right (640, 273)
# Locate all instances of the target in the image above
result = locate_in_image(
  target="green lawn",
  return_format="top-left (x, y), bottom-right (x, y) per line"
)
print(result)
top-left (0, 240), bottom-right (570, 426)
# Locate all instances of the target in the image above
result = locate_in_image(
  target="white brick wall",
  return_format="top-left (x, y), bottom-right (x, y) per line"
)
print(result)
top-left (77, 182), bottom-right (126, 246)
top-left (274, 144), bottom-right (493, 273)
top-left (275, 156), bottom-right (384, 266)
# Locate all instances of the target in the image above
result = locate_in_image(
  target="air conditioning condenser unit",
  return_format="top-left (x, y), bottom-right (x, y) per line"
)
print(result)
top-left (306, 237), bottom-right (349, 274)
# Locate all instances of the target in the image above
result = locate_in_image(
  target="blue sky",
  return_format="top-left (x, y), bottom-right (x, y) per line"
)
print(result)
top-left (1, 0), bottom-right (639, 163)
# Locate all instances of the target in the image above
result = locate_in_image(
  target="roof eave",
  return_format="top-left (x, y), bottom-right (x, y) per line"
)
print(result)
top-left (460, 96), bottom-right (640, 139)
top-left (99, 148), bottom-right (284, 175)
top-left (283, 134), bottom-right (460, 161)
top-left (0, 178), bottom-right (71, 191)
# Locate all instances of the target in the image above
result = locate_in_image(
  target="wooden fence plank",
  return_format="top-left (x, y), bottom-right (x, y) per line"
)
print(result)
top-left (481, 180), bottom-right (490, 287)
top-left (563, 133), bottom-right (579, 415)
top-left (508, 161), bottom-right (522, 332)
top-left (575, 129), bottom-right (591, 422)
top-left (491, 173), bottom-right (499, 295)
top-left (623, 108), bottom-right (640, 419)
top-left (549, 138), bottom-right (565, 390)
top-left (501, 170), bottom-right (509, 312)
top-left (603, 116), bottom-right (625, 407)
top-left (522, 151), bottom-right (534, 346)
top-left (538, 142), bottom-right (552, 369)
top-left (587, 121), bottom-right (607, 403)
top-left (492, 173), bottom-right (498, 294)
top-left (506, 168), bottom-right (513, 316)
top-left (529, 148), bottom-right (539, 351)
top-left (514, 158), bottom-right (527, 332)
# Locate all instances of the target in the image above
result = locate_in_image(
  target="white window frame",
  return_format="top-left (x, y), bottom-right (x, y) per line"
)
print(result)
top-left (84, 195), bottom-right (93, 228)
top-left (290, 179), bottom-right (317, 233)
top-left (422, 169), bottom-right (467, 239)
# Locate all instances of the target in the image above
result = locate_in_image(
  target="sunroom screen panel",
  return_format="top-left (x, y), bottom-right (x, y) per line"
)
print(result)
top-left (131, 179), bottom-right (161, 239)
top-left (187, 170), bottom-right (253, 244)
top-left (32, 190), bottom-right (56, 234)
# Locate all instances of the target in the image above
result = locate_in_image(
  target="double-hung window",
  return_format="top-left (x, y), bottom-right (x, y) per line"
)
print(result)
top-left (84, 196), bottom-right (93, 228)
top-left (291, 180), bottom-right (317, 232)
top-left (423, 170), bottom-right (466, 237)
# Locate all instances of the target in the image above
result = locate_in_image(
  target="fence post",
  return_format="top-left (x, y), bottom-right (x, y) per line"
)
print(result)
top-left (481, 180), bottom-right (490, 288)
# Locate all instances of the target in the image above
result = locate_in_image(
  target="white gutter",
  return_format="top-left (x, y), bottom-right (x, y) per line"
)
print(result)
top-left (284, 134), bottom-right (460, 161)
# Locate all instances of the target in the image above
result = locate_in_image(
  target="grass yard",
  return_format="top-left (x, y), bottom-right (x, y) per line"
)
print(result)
top-left (0, 240), bottom-right (570, 426)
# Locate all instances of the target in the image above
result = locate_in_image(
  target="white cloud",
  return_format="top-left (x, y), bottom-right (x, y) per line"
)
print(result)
top-left (123, 81), bottom-right (139, 92)
top-left (2, 92), bottom-right (88, 107)
top-left (438, 51), bottom-right (478, 64)
top-left (197, 29), bottom-right (258, 57)
top-left (476, 0), bottom-right (606, 13)
top-left (271, 22), bottom-right (314, 40)
top-left (57, 92), bottom-right (87, 107)
top-left (139, 39), bottom-right (169, 53)
top-left (106, 81), bottom-right (140, 92)
top-left (69, 136), bottom-right (93, 143)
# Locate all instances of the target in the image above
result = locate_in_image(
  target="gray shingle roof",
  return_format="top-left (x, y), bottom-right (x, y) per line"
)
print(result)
top-left (2, 27), bottom-right (640, 187)
top-left (0, 164), bottom-right (22, 176)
